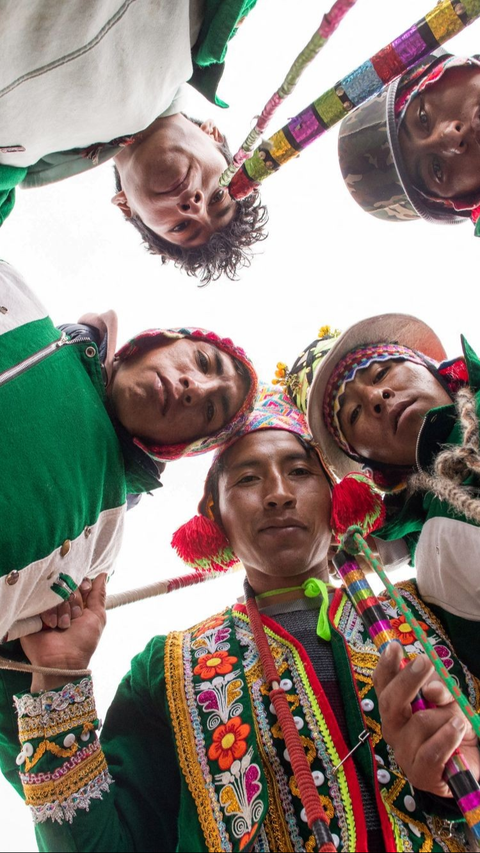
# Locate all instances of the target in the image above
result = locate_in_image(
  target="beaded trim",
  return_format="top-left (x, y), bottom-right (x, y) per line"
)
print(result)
top-left (29, 768), bottom-right (112, 825)
top-left (15, 679), bottom-right (93, 718)
top-left (18, 697), bottom-right (96, 740)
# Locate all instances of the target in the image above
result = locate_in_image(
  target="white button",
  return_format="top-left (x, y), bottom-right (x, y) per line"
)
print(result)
top-left (269, 703), bottom-right (277, 715)
top-left (331, 833), bottom-right (340, 849)
top-left (80, 731), bottom-right (91, 742)
top-left (361, 698), bottom-right (374, 712)
top-left (374, 754), bottom-right (385, 766)
top-left (15, 751), bottom-right (25, 766)
top-left (377, 768), bottom-right (391, 784)
top-left (312, 770), bottom-right (325, 786)
top-left (22, 742), bottom-right (33, 758)
top-left (293, 716), bottom-right (303, 730)
top-left (63, 733), bottom-right (76, 748)
top-left (280, 678), bottom-right (292, 691)
top-left (408, 822), bottom-right (421, 838)
top-left (300, 807), bottom-right (307, 823)
top-left (283, 748), bottom-right (290, 763)
top-left (404, 795), bottom-right (416, 813)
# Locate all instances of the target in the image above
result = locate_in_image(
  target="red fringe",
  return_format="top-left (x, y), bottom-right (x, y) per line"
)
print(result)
top-left (330, 473), bottom-right (385, 539)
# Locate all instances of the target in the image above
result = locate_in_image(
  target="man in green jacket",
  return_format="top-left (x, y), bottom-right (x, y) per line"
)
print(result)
top-left (0, 0), bottom-right (267, 283)
top-left (0, 258), bottom-right (257, 645)
top-left (2, 386), bottom-right (477, 851)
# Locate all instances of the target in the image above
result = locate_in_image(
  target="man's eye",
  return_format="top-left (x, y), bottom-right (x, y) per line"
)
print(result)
top-left (236, 474), bottom-right (257, 485)
top-left (432, 157), bottom-right (443, 182)
top-left (291, 467), bottom-right (310, 477)
top-left (418, 99), bottom-right (428, 129)
top-left (171, 221), bottom-right (189, 234)
top-left (198, 351), bottom-right (209, 373)
top-left (210, 188), bottom-right (225, 205)
top-left (350, 405), bottom-right (360, 426)
top-left (206, 401), bottom-right (215, 423)
top-left (373, 366), bottom-right (388, 383)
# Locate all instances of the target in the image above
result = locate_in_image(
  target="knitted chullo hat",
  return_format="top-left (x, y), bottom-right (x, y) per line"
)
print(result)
top-left (274, 326), bottom-right (341, 414)
top-left (115, 327), bottom-right (258, 462)
top-left (171, 384), bottom-right (314, 573)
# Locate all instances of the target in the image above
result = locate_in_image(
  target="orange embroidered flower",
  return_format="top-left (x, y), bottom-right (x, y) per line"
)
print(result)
top-left (208, 717), bottom-right (250, 770)
top-left (391, 615), bottom-right (428, 646)
top-left (193, 616), bottom-right (225, 637)
top-left (194, 650), bottom-right (238, 679)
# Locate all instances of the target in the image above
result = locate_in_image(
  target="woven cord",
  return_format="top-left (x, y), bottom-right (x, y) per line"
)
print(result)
top-left (410, 387), bottom-right (480, 525)
top-left (219, 0), bottom-right (358, 187)
top-left (243, 580), bottom-right (336, 852)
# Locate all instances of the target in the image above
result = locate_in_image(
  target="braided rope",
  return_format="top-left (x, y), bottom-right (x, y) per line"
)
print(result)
top-left (341, 529), bottom-right (480, 739)
top-left (410, 387), bottom-right (480, 525)
top-left (219, 0), bottom-right (358, 187)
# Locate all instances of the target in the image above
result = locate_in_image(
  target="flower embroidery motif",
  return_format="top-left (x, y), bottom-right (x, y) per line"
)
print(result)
top-left (194, 650), bottom-right (238, 680)
top-left (197, 671), bottom-right (244, 729)
top-left (192, 626), bottom-right (231, 656)
top-left (390, 615), bottom-right (429, 646)
top-left (208, 716), bottom-right (250, 770)
top-left (215, 751), bottom-right (264, 841)
top-left (193, 615), bottom-right (225, 637)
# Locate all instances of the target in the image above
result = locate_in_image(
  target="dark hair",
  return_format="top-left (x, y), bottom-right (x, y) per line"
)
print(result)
top-left (113, 116), bottom-right (268, 284)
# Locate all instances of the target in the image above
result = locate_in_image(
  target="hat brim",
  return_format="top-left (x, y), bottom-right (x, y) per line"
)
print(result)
top-left (306, 313), bottom-right (447, 481)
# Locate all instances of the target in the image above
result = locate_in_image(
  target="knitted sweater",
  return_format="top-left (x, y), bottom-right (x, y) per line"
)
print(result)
top-left (0, 582), bottom-right (476, 852)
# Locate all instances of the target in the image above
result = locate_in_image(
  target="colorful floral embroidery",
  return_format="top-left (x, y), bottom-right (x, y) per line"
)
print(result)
top-left (197, 671), bottom-right (244, 729)
top-left (194, 615), bottom-right (226, 637)
top-left (208, 716), bottom-right (251, 770)
top-left (195, 650), bottom-right (239, 679)
top-left (390, 615), bottom-right (429, 646)
top-left (215, 751), bottom-right (263, 848)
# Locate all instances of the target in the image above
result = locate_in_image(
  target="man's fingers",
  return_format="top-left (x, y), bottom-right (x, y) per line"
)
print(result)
top-left (372, 641), bottom-right (404, 693)
top-left (85, 574), bottom-right (108, 621)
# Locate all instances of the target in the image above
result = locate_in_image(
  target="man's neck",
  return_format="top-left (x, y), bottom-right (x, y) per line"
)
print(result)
top-left (244, 562), bottom-right (331, 610)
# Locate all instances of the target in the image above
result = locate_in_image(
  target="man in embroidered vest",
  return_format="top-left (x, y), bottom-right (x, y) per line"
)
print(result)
top-left (0, 1), bottom-right (267, 283)
top-left (0, 259), bottom-right (257, 647)
top-left (0, 386), bottom-right (478, 851)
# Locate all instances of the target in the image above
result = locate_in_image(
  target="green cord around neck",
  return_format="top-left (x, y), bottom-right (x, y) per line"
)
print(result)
top-left (256, 578), bottom-right (332, 641)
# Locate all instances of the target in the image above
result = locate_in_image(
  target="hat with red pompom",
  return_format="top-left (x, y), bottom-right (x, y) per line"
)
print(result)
top-left (115, 327), bottom-right (258, 462)
top-left (171, 384), bottom-right (317, 573)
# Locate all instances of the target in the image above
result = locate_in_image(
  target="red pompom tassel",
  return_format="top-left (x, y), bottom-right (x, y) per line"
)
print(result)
top-left (172, 515), bottom-right (229, 563)
top-left (330, 473), bottom-right (385, 540)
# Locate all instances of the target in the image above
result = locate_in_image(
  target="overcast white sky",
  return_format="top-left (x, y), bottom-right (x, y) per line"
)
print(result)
top-left (1, 2), bottom-right (479, 849)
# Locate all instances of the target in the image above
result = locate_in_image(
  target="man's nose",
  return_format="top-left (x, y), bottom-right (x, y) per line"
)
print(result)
top-left (177, 189), bottom-right (205, 214)
top-left (264, 474), bottom-right (296, 508)
top-left (438, 120), bottom-right (469, 154)
top-left (365, 386), bottom-right (394, 416)
top-left (179, 375), bottom-right (215, 406)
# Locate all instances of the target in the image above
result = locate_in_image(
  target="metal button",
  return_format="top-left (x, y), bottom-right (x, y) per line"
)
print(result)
top-left (5, 570), bottom-right (19, 586)
top-left (84, 526), bottom-right (92, 538)
top-left (335, 86), bottom-right (345, 96)
top-left (85, 346), bottom-right (96, 358)
top-left (344, 99), bottom-right (353, 110)
top-left (60, 540), bottom-right (71, 557)
top-left (0, 306), bottom-right (7, 314)
top-left (46, 571), bottom-right (54, 580)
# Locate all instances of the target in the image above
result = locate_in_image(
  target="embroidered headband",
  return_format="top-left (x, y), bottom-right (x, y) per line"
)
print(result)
top-left (115, 327), bottom-right (258, 462)
top-left (274, 326), bottom-right (341, 414)
top-left (323, 343), bottom-right (428, 458)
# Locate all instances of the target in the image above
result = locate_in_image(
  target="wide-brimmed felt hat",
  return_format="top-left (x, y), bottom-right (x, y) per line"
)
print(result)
top-left (306, 313), bottom-right (447, 481)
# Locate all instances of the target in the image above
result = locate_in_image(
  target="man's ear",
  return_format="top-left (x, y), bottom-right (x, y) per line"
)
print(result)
top-left (200, 120), bottom-right (225, 144)
top-left (111, 190), bottom-right (133, 219)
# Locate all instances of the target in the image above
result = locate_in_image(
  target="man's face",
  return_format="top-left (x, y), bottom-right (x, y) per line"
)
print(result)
top-left (399, 65), bottom-right (480, 201)
top-left (109, 337), bottom-right (248, 446)
top-left (337, 359), bottom-right (452, 466)
top-left (218, 431), bottom-right (332, 589)
top-left (113, 116), bottom-right (236, 248)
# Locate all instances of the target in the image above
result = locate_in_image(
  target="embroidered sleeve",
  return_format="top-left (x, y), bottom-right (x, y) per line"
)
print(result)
top-left (14, 678), bottom-right (111, 825)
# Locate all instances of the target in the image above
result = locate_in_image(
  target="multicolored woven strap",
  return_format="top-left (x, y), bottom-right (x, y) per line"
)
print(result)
top-left (228, 0), bottom-right (480, 198)
top-left (219, 0), bottom-right (358, 187)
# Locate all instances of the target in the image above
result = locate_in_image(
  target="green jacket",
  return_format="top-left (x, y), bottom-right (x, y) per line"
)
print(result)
top-left (378, 338), bottom-right (480, 678)
top-left (0, 582), bottom-right (476, 851)
top-left (0, 261), bottom-right (161, 643)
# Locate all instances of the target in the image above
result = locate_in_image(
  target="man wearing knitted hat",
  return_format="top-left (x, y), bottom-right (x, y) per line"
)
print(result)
top-left (2, 386), bottom-right (478, 851)
top-left (0, 1), bottom-right (268, 283)
top-left (300, 313), bottom-right (480, 682)
top-left (0, 259), bottom-right (257, 646)
top-left (338, 50), bottom-right (480, 236)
